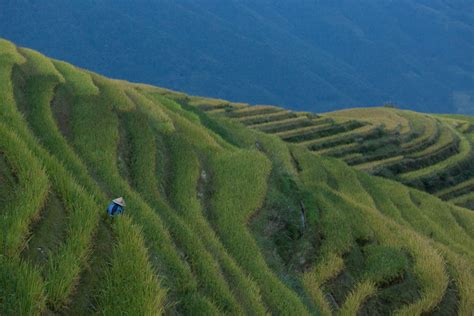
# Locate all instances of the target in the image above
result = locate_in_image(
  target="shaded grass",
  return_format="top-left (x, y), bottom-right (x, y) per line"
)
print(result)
top-left (430, 278), bottom-right (459, 316)
top-left (239, 110), bottom-right (296, 125)
top-left (360, 270), bottom-right (421, 315)
top-left (305, 124), bottom-right (381, 150)
top-left (0, 124), bottom-right (48, 315)
top-left (407, 125), bottom-right (457, 159)
top-left (0, 47), bottom-right (48, 313)
top-left (436, 178), bottom-right (474, 200)
top-left (125, 88), bottom-right (174, 133)
top-left (0, 153), bottom-right (17, 206)
top-left (64, 220), bottom-right (114, 315)
top-left (0, 123), bottom-right (49, 257)
top-left (177, 97), bottom-right (241, 147)
top-left (0, 258), bottom-right (46, 315)
top-left (252, 116), bottom-right (314, 133)
top-left (209, 150), bottom-right (309, 315)
top-left (227, 105), bottom-right (473, 211)
top-left (338, 280), bottom-right (376, 315)
top-left (53, 60), bottom-right (98, 96)
top-left (275, 122), bottom-right (333, 138)
top-left (343, 137), bottom-right (402, 165)
top-left (362, 245), bottom-right (408, 284)
top-left (356, 174), bottom-right (474, 313)
top-left (437, 247), bottom-right (474, 315)
top-left (50, 86), bottom-right (74, 141)
top-left (148, 92), bottom-right (235, 151)
top-left (325, 244), bottom-right (417, 315)
top-left (91, 75), bottom-right (135, 112)
top-left (163, 130), bottom-right (268, 314)
top-left (0, 39), bottom-right (26, 64)
top-left (451, 192), bottom-right (474, 208)
top-left (17, 48), bottom-right (64, 82)
top-left (283, 121), bottom-right (365, 143)
top-left (1, 42), bottom-right (167, 314)
top-left (68, 84), bottom-right (215, 313)
top-left (226, 105), bottom-right (283, 119)
top-left (21, 192), bottom-right (68, 269)
top-left (121, 109), bottom-right (242, 313)
top-left (97, 217), bottom-right (166, 315)
top-left (197, 116), bottom-right (324, 311)
top-left (11, 54), bottom-right (102, 309)
top-left (399, 132), bottom-right (471, 181)
top-left (398, 113), bottom-right (439, 151)
top-left (293, 149), bottom-right (449, 315)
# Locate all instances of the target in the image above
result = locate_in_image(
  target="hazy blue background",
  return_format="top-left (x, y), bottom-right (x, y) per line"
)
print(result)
top-left (1, 0), bottom-right (473, 113)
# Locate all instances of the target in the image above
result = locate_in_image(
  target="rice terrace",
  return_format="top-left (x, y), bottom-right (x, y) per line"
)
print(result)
top-left (0, 38), bottom-right (473, 316)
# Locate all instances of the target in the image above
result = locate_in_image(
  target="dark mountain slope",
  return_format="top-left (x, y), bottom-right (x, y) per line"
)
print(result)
top-left (1, 0), bottom-right (473, 113)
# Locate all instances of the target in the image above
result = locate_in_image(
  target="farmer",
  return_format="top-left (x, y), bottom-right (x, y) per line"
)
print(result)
top-left (106, 197), bottom-right (126, 221)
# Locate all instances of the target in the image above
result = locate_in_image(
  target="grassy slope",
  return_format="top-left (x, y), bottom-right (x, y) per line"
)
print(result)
top-left (199, 100), bottom-right (474, 211)
top-left (0, 39), bottom-right (473, 315)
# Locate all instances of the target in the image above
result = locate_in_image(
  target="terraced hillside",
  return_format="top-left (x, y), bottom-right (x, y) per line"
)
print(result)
top-left (183, 98), bottom-right (474, 210)
top-left (1, 39), bottom-right (474, 315)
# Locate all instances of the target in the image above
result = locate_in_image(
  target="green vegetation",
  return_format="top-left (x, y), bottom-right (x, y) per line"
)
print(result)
top-left (1, 39), bottom-right (473, 315)
top-left (164, 134), bottom-right (267, 315)
top-left (53, 60), bottom-right (99, 96)
top-left (97, 217), bottom-right (166, 315)
top-left (1, 40), bottom-right (165, 314)
top-left (206, 103), bottom-right (474, 210)
top-left (0, 123), bottom-right (49, 256)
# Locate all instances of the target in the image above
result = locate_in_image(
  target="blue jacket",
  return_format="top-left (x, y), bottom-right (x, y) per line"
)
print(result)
top-left (107, 202), bottom-right (124, 216)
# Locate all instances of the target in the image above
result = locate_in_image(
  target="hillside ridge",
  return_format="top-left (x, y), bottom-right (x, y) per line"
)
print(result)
top-left (0, 39), bottom-right (473, 315)
top-left (178, 95), bottom-right (474, 210)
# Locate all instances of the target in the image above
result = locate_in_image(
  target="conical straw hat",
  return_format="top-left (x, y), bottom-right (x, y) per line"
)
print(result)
top-left (113, 197), bottom-right (126, 206)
